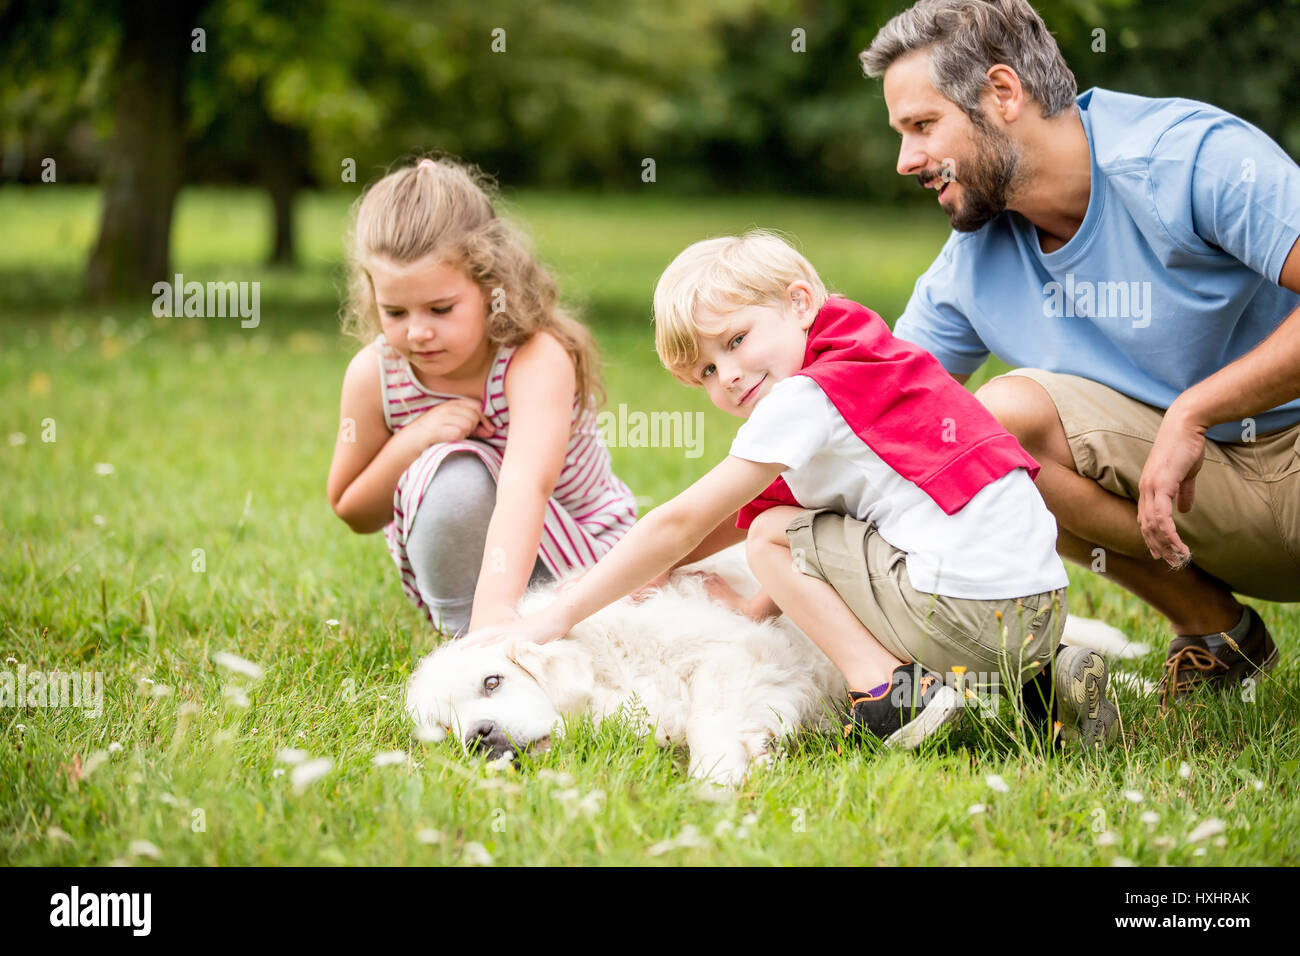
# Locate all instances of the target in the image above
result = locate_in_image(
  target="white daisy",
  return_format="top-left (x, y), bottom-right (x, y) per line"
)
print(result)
top-left (128, 839), bottom-right (162, 860)
top-left (462, 842), bottom-right (493, 866)
top-left (290, 758), bottom-right (333, 793)
top-left (212, 651), bottom-right (264, 681)
top-left (1186, 818), bottom-right (1226, 844)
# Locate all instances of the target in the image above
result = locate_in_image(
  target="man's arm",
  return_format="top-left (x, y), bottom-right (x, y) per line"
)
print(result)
top-left (1138, 235), bottom-right (1300, 565)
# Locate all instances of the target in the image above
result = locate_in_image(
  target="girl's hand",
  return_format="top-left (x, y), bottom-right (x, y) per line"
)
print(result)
top-left (415, 399), bottom-right (495, 446)
top-left (462, 606), bottom-right (568, 648)
top-left (468, 604), bottom-right (521, 634)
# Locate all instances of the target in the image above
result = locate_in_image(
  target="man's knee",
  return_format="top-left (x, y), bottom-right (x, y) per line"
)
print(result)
top-left (974, 374), bottom-right (1069, 463)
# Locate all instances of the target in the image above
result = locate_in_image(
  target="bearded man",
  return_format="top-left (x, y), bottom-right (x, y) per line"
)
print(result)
top-left (862, 0), bottom-right (1300, 705)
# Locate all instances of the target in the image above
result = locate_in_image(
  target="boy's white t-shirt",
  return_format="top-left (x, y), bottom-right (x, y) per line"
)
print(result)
top-left (730, 376), bottom-right (1069, 600)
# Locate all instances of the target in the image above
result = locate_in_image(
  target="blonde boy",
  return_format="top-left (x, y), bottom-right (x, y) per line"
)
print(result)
top-left (501, 231), bottom-right (1116, 748)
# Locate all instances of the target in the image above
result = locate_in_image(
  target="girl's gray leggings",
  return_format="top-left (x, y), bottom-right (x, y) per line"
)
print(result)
top-left (405, 452), bottom-right (554, 636)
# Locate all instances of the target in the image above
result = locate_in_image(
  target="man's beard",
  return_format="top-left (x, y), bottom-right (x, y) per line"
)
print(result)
top-left (924, 116), bottom-right (1021, 233)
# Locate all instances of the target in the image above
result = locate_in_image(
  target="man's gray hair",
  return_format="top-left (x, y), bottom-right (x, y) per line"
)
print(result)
top-left (861, 0), bottom-right (1077, 121)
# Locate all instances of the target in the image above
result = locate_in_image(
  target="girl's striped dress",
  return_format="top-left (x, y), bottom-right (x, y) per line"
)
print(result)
top-left (375, 334), bottom-right (638, 624)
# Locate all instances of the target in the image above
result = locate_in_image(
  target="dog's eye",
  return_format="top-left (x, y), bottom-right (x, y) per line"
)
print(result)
top-left (483, 675), bottom-right (502, 694)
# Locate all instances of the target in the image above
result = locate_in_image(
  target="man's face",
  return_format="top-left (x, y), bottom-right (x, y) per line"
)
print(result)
top-left (883, 52), bottom-right (1021, 232)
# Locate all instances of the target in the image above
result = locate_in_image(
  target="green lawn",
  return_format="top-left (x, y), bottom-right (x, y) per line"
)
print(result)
top-left (1, 186), bottom-right (1296, 866)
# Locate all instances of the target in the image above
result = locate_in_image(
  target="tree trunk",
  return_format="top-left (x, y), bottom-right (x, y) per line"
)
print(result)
top-left (87, 0), bottom-right (207, 302)
top-left (261, 119), bottom-right (308, 268)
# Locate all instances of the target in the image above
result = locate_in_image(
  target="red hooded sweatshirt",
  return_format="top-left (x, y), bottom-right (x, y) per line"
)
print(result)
top-left (737, 296), bottom-right (1040, 529)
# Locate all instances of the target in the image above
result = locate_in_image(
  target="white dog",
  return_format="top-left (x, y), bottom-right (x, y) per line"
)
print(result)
top-left (406, 548), bottom-right (1143, 785)
top-left (406, 548), bottom-right (846, 785)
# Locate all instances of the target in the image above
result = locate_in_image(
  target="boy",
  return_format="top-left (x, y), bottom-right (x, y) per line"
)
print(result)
top-left (498, 231), bottom-right (1117, 748)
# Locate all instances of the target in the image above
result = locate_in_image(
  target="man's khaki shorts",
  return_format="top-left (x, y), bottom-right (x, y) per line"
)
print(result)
top-left (998, 368), bottom-right (1300, 602)
top-left (785, 509), bottom-right (1065, 693)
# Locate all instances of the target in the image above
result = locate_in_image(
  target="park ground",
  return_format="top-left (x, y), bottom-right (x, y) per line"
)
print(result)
top-left (1, 187), bottom-right (1296, 865)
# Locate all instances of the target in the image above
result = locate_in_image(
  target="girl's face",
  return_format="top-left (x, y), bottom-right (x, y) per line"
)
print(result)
top-left (368, 254), bottom-right (493, 384)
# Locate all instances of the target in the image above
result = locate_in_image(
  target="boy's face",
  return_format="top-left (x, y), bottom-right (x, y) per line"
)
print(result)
top-left (690, 281), bottom-right (817, 419)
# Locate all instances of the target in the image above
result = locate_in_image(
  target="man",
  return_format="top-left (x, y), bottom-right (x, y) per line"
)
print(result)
top-left (861, 0), bottom-right (1300, 705)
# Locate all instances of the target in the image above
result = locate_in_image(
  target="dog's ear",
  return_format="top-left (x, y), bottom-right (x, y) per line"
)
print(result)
top-left (507, 640), bottom-right (594, 715)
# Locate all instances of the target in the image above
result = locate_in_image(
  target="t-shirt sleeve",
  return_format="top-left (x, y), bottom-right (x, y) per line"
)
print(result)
top-left (892, 239), bottom-right (992, 375)
top-left (1156, 114), bottom-right (1300, 284)
top-left (729, 376), bottom-right (834, 470)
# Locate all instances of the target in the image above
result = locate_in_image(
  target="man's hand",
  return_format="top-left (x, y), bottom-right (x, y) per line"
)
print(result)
top-left (1137, 403), bottom-right (1207, 568)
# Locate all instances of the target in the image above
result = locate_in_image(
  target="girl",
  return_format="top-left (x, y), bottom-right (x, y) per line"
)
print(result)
top-left (327, 156), bottom-right (636, 636)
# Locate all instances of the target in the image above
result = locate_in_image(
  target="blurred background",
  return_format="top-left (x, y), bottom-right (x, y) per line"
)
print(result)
top-left (3, 0), bottom-right (1298, 306)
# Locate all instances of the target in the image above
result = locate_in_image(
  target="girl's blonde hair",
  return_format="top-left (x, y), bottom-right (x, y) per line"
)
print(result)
top-left (341, 155), bottom-right (603, 412)
top-left (653, 230), bottom-right (828, 384)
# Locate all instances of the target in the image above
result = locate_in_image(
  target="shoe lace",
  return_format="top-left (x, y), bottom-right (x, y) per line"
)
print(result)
top-left (1159, 644), bottom-right (1226, 710)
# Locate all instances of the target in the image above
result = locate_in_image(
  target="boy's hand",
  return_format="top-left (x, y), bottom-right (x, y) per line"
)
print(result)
top-left (692, 572), bottom-right (778, 622)
top-left (628, 569), bottom-right (672, 603)
top-left (415, 399), bottom-right (495, 446)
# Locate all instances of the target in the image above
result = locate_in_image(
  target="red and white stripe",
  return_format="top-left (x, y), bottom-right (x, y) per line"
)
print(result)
top-left (375, 335), bottom-right (637, 624)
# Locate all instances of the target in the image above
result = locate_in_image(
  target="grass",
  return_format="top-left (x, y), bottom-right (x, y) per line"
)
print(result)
top-left (1, 185), bottom-right (1297, 866)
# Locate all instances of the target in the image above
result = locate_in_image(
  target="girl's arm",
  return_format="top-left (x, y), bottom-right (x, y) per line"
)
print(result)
top-left (467, 331), bottom-right (576, 631)
top-left (498, 454), bottom-right (786, 645)
top-left (327, 344), bottom-right (490, 534)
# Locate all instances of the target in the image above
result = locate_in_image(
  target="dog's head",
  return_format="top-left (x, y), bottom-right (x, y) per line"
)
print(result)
top-left (406, 630), bottom-right (594, 760)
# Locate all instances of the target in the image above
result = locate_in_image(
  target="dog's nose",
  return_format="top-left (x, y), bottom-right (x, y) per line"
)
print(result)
top-left (465, 720), bottom-right (498, 753)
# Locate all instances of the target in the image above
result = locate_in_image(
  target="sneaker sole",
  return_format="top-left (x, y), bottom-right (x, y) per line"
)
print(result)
top-left (884, 685), bottom-right (962, 750)
top-left (1057, 648), bottom-right (1118, 749)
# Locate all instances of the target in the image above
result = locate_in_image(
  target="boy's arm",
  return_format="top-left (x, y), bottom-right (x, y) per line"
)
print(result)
top-left (498, 455), bottom-right (785, 645)
top-left (670, 511), bottom-right (747, 568)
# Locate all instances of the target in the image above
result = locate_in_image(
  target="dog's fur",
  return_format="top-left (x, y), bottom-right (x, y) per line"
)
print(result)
top-left (406, 547), bottom-right (1140, 785)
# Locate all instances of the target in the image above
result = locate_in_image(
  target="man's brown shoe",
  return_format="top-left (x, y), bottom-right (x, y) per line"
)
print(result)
top-left (1159, 607), bottom-right (1279, 708)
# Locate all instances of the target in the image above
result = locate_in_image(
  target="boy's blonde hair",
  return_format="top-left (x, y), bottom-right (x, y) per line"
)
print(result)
top-left (341, 155), bottom-right (603, 411)
top-left (653, 230), bottom-right (828, 384)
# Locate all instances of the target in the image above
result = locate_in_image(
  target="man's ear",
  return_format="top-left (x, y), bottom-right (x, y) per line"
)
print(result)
top-left (507, 640), bottom-right (595, 715)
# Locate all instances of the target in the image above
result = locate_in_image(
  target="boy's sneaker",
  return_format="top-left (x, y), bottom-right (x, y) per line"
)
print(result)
top-left (1053, 646), bottom-right (1119, 749)
top-left (846, 663), bottom-right (962, 750)
top-left (1159, 606), bottom-right (1278, 709)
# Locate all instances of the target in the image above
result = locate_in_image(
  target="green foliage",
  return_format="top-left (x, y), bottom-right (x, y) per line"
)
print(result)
top-left (5, 1), bottom-right (1296, 196)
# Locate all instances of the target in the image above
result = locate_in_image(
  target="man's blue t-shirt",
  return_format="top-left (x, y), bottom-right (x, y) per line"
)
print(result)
top-left (893, 87), bottom-right (1300, 443)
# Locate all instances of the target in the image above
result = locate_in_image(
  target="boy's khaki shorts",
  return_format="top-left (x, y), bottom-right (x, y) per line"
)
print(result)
top-left (785, 509), bottom-right (1065, 692)
top-left (997, 368), bottom-right (1300, 602)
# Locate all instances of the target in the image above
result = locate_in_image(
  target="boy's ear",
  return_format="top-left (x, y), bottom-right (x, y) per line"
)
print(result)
top-left (787, 280), bottom-right (817, 328)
